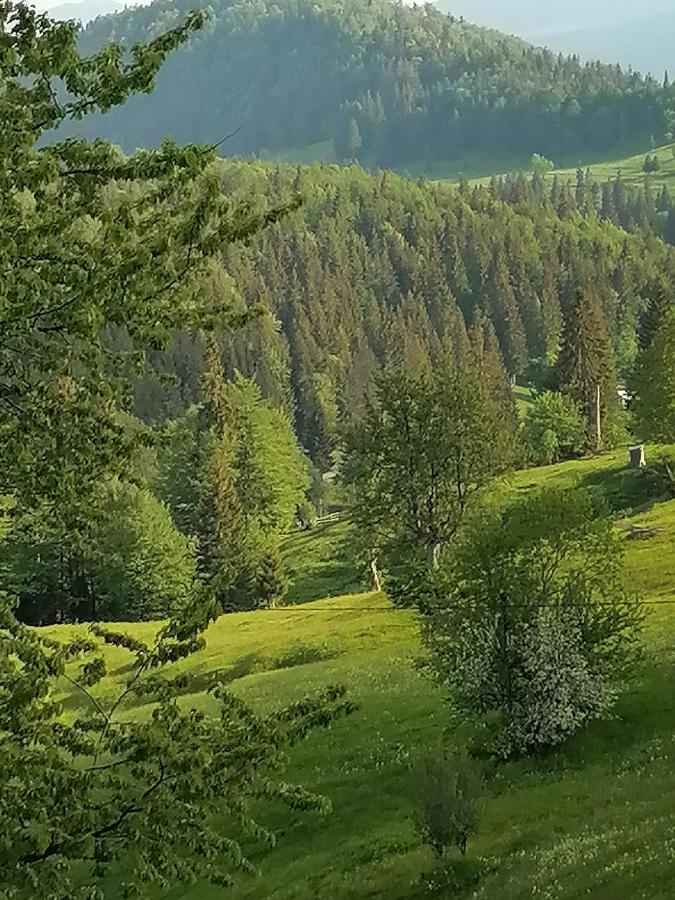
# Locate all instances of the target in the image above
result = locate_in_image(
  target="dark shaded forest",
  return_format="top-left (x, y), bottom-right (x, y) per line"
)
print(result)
top-left (124, 161), bottom-right (675, 467)
top-left (69, 0), bottom-right (674, 166)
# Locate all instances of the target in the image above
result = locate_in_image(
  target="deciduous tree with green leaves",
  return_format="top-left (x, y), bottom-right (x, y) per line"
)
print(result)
top-left (421, 488), bottom-right (643, 759)
top-left (342, 362), bottom-right (514, 593)
top-left (0, 3), bottom-right (351, 894)
top-left (522, 391), bottom-right (586, 466)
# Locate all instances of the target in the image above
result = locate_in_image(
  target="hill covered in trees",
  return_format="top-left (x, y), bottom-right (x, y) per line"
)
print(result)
top-left (69, 0), bottom-right (674, 167)
top-left (128, 160), bottom-right (675, 466)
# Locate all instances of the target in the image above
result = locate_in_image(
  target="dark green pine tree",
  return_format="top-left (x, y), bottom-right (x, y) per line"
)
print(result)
top-left (639, 279), bottom-right (673, 350)
top-left (655, 184), bottom-right (672, 213)
top-left (557, 286), bottom-right (616, 448)
top-left (485, 251), bottom-right (527, 378)
top-left (196, 337), bottom-right (251, 609)
top-left (469, 311), bottom-right (519, 435)
top-left (665, 209), bottom-right (675, 246)
top-left (600, 182), bottom-right (619, 224)
top-left (336, 116), bottom-right (362, 162)
top-left (575, 167), bottom-right (588, 213)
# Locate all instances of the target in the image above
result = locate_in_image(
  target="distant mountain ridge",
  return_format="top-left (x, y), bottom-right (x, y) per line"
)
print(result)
top-left (61, 0), bottom-right (671, 169)
top-left (434, 1), bottom-right (672, 37)
top-left (434, 1), bottom-right (674, 75)
top-left (538, 10), bottom-right (674, 76)
top-left (42, 0), bottom-right (127, 24)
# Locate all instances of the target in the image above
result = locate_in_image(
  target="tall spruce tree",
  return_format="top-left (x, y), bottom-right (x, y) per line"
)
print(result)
top-left (633, 309), bottom-right (675, 442)
top-left (557, 286), bottom-right (616, 448)
top-left (639, 279), bottom-right (673, 350)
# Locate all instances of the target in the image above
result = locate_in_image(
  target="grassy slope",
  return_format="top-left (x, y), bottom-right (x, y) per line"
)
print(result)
top-left (551, 141), bottom-right (675, 194)
top-left (459, 141), bottom-right (675, 191)
top-left (266, 136), bottom-right (675, 192)
top-left (50, 449), bottom-right (675, 899)
top-left (280, 515), bottom-right (363, 605)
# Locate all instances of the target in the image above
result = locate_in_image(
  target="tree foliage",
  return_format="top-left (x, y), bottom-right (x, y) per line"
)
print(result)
top-left (157, 353), bottom-right (310, 609)
top-left (342, 362), bottom-right (515, 585)
top-left (0, 602), bottom-right (354, 897)
top-left (413, 750), bottom-right (481, 859)
top-left (130, 161), bottom-right (675, 463)
top-left (0, 4), bottom-right (352, 894)
top-left (557, 287), bottom-right (616, 447)
top-left (421, 488), bottom-right (643, 758)
top-left (522, 391), bottom-right (586, 465)
top-left (632, 308), bottom-right (675, 442)
top-left (5, 479), bottom-right (197, 624)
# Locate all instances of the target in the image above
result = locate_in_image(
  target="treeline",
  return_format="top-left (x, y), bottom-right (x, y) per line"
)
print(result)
top-left (128, 160), bottom-right (675, 466)
top-left (490, 167), bottom-right (675, 244)
top-left (7, 354), bottom-right (316, 624)
top-left (70, 0), bottom-right (674, 166)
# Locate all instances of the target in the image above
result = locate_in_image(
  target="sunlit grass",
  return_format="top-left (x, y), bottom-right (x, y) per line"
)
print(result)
top-left (47, 449), bottom-right (675, 898)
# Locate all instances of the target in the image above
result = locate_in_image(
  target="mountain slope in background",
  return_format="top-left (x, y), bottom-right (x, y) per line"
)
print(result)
top-left (40, 0), bottom-right (123, 23)
top-left (435, 0), bottom-right (672, 37)
top-left (540, 10), bottom-right (674, 76)
top-left (435, 1), bottom-right (674, 74)
top-left (66, 0), bottom-right (670, 168)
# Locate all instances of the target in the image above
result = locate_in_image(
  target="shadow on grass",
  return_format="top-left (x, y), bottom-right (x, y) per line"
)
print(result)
top-left (577, 464), bottom-right (669, 517)
top-left (516, 459), bottom-right (669, 518)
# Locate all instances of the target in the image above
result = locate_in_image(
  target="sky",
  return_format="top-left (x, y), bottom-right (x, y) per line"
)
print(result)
top-left (32, 0), bottom-right (152, 9)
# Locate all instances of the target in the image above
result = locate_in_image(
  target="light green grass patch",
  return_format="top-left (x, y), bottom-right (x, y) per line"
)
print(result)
top-left (46, 450), bottom-right (675, 899)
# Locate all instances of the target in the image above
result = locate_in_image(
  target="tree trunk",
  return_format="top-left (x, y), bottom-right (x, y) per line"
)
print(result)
top-left (427, 541), bottom-right (442, 569)
top-left (595, 382), bottom-right (602, 451)
top-left (369, 554), bottom-right (382, 592)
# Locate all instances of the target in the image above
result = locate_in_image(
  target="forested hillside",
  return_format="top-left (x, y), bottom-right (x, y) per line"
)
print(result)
top-left (129, 160), bottom-right (675, 464)
top-left (69, 0), bottom-right (673, 166)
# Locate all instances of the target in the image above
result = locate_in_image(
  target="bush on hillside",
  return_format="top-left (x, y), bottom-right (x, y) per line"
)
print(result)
top-left (522, 391), bottom-right (586, 465)
top-left (421, 488), bottom-right (644, 758)
top-left (412, 749), bottom-right (481, 859)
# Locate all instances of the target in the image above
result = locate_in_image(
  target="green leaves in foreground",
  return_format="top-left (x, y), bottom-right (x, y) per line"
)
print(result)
top-left (0, 598), bottom-right (355, 898)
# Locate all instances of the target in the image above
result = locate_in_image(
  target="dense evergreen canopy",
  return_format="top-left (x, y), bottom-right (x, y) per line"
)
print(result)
top-left (129, 161), bottom-right (675, 465)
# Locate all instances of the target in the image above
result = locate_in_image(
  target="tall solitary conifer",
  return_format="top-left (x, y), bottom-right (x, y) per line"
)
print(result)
top-left (557, 287), bottom-right (615, 447)
top-left (639, 279), bottom-right (673, 350)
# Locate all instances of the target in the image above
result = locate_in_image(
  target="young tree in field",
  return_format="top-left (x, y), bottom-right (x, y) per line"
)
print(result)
top-left (557, 286), bottom-right (616, 449)
top-left (633, 309), bottom-right (675, 442)
top-left (342, 363), bottom-right (514, 580)
top-left (413, 750), bottom-right (481, 859)
top-left (0, 4), bottom-right (350, 894)
top-left (530, 153), bottom-right (554, 177)
top-left (522, 391), bottom-right (586, 466)
top-left (336, 116), bottom-right (362, 162)
top-left (421, 488), bottom-right (643, 759)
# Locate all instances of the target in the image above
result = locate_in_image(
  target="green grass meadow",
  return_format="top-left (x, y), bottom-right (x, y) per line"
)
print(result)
top-left (49, 448), bottom-right (675, 898)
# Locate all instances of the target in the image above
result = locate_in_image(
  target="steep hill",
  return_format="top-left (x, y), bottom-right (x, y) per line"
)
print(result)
top-left (50, 448), bottom-right (675, 898)
top-left (67, 0), bottom-right (671, 167)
